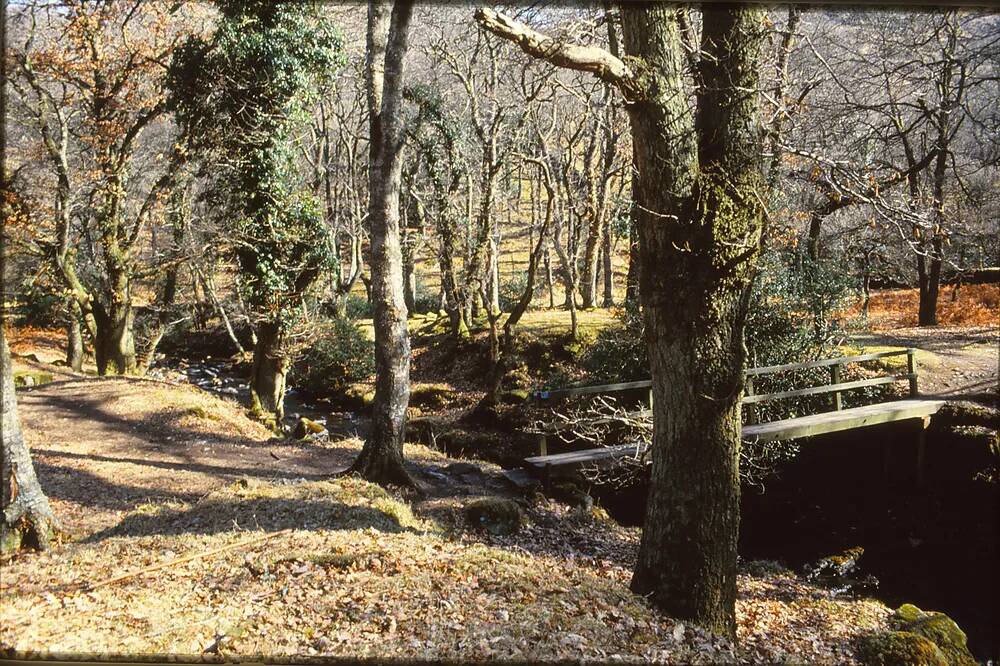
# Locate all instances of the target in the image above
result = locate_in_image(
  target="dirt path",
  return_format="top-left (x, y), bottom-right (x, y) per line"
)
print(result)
top-left (16, 375), bottom-right (524, 541)
top-left (850, 324), bottom-right (998, 402)
top-left (16, 378), bottom-right (354, 536)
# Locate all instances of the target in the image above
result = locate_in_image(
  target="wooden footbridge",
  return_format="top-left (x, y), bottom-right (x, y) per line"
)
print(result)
top-left (526, 348), bottom-right (945, 487)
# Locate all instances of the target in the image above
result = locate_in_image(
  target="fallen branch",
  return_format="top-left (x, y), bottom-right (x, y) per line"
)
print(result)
top-left (82, 529), bottom-right (292, 593)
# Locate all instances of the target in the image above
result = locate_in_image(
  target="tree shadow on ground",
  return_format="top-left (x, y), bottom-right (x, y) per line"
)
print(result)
top-left (82, 492), bottom-right (425, 544)
top-left (32, 447), bottom-right (334, 483)
top-left (852, 327), bottom-right (998, 354)
top-left (30, 458), bottom-right (204, 509)
top-left (34, 389), bottom-right (266, 451)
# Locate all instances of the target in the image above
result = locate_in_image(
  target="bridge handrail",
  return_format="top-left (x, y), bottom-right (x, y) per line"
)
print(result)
top-left (532, 348), bottom-right (919, 406)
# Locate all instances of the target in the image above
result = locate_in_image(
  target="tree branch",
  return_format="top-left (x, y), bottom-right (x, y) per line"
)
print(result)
top-left (473, 7), bottom-right (644, 101)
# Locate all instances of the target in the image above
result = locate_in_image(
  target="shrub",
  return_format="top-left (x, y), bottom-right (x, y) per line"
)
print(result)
top-left (16, 285), bottom-right (63, 328)
top-left (581, 299), bottom-right (646, 384)
top-left (292, 317), bottom-right (374, 398)
top-left (344, 294), bottom-right (372, 319)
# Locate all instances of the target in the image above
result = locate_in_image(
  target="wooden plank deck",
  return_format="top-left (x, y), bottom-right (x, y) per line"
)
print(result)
top-left (524, 398), bottom-right (946, 470)
top-left (742, 398), bottom-right (945, 442)
top-left (525, 443), bottom-right (645, 467)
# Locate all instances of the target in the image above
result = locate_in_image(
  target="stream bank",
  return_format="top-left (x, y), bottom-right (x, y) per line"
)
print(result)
top-left (592, 419), bottom-right (998, 662)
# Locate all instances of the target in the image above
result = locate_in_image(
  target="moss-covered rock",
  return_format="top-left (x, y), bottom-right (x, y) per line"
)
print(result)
top-left (463, 496), bottom-right (524, 535)
top-left (292, 417), bottom-right (326, 439)
top-left (890, 604), bottom-right (976, 666)
top-left (499, 389), bottom-right (531, 404)
top-left (336, 383), bottom-right (375, 412)
top-left (13, 370), bottom-right (54, 388)
top-left (856, 631), bottom-right (948, 665)
top-left (409, 383), bottom-right (456, 410)
top-left (807, 546), bottom-right (864, 579)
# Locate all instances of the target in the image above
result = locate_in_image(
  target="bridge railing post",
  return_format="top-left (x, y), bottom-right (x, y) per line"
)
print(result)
top-left (745, 376), bottom-right (757, 424)
top-left (907, 349), bottom-right (919, 397)
top-left (830, 364), bottom-right (842, 411)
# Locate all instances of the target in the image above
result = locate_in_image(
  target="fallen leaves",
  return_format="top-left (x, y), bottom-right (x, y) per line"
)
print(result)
top-left (3, 378), bottom-right (896, 663)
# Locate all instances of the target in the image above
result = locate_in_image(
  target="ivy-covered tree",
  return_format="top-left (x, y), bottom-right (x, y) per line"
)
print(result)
top-left (167, 1), bottom-right (344, 426)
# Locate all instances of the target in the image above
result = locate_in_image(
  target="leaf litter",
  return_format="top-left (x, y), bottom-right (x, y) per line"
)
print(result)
top-left (3, 377), bottom-right (891, 663)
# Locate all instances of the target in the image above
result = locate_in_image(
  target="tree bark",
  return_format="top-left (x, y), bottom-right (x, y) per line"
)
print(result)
top-left (347, 0), bottom-right (415, 488)
top-left (93, 298), bottom-right (137, 376)
top-left (249, 321), bottom-right (288, 428)
top-left (623, 6), bottom-right (765, 640)
top-left (1, 329), bottom-right (59, 553)
top-left (65, 306), bottom-right (84, 372)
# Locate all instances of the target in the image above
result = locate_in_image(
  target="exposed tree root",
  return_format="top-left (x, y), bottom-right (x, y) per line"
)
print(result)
top-left (1, 501), bottom-right (61, 555)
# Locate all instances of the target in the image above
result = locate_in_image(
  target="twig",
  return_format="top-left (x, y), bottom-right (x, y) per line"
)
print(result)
top-left (82, 529), bottom-right (292, 593)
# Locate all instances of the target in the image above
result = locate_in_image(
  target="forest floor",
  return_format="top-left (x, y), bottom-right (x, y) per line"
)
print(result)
top-left (3, 286), bottom-right (995, 662)
top-left (3, 370), bottom-right (892, 663)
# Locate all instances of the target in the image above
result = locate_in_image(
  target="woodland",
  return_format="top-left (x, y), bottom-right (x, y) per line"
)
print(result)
top-left (1, 1), bottom-right (998, 664)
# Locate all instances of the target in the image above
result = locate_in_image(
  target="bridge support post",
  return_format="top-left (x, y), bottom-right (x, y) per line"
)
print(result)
top-left (916, 416), bottom-right (930, 487)
top-left (907, 349), bottom-right (919, 397)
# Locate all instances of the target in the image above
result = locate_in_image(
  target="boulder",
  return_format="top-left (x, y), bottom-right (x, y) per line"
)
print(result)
top-left (13, 371), bottom-right (54, 388)
top-left (856, 631), bottom-right (948, 666)
top-left (409, 384), bottom-right (457, 410)
top-left (463, 496), bottom-right (524, 535)
top-left (890, 604), bottom-right (976, 666)
top-left (292, 417), bottom-right (327, 440)
top-left (500, 468), bottom-right (540, 493)
top-left (807, 546), bottom-right (865, 579)
top-left (444, 461), bottom-right (482, 476)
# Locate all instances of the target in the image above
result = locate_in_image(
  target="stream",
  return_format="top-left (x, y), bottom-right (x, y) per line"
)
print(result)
top-left (149, 355), bottom-right (366, 439)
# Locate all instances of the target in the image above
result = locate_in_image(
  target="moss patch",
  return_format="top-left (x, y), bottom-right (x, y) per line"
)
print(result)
top-left (857, 631), bottom-right (948, 665)
top-left (463, 496), bottom-right (524, 535)
top-left (890, 604), bottom-right (976, 666)
top-left (13, 370), bottom-right (54, 388)
top-left (409, 383), bottom-right (456, 410)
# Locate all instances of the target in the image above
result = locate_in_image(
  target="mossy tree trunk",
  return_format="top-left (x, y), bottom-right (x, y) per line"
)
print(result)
top-left (622, 7), bottom-right (766, 639)
top-left (92, 294), bottom-right (137, 376)
top-left (476, 2), bottom-right (769, 639)
top-left (1, 330), bottom-right (59, 554)
top-left (250, 321), bottom-right (288, 428)
top-left (65, 305), bottom-right (84, 372)
top-left (347, 0), bottom-right (415, 487)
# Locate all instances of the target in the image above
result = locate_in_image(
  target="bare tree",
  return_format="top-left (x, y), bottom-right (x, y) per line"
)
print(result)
top-left (346, 0), bottom-right (416, 487)
top-left (1, 16), bottom-right (59, 549)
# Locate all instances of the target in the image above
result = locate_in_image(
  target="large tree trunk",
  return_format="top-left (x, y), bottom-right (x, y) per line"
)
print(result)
top-left (65, 306), bottom-right (84, 372)
top-left (472, 7), bottom-right (764, 633)
top-left (917, 238), bottom-right (942, 326)
top-left (1, 329), bottom-right (59, 553)
top-left (622, 5), bottom-right (765, 640)
top-left (249, 321), bottom-right (288, 428)
top-left (93, 298), bottom-right (137, 376)
top-left (348, 0), bottom-right (414, 487)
